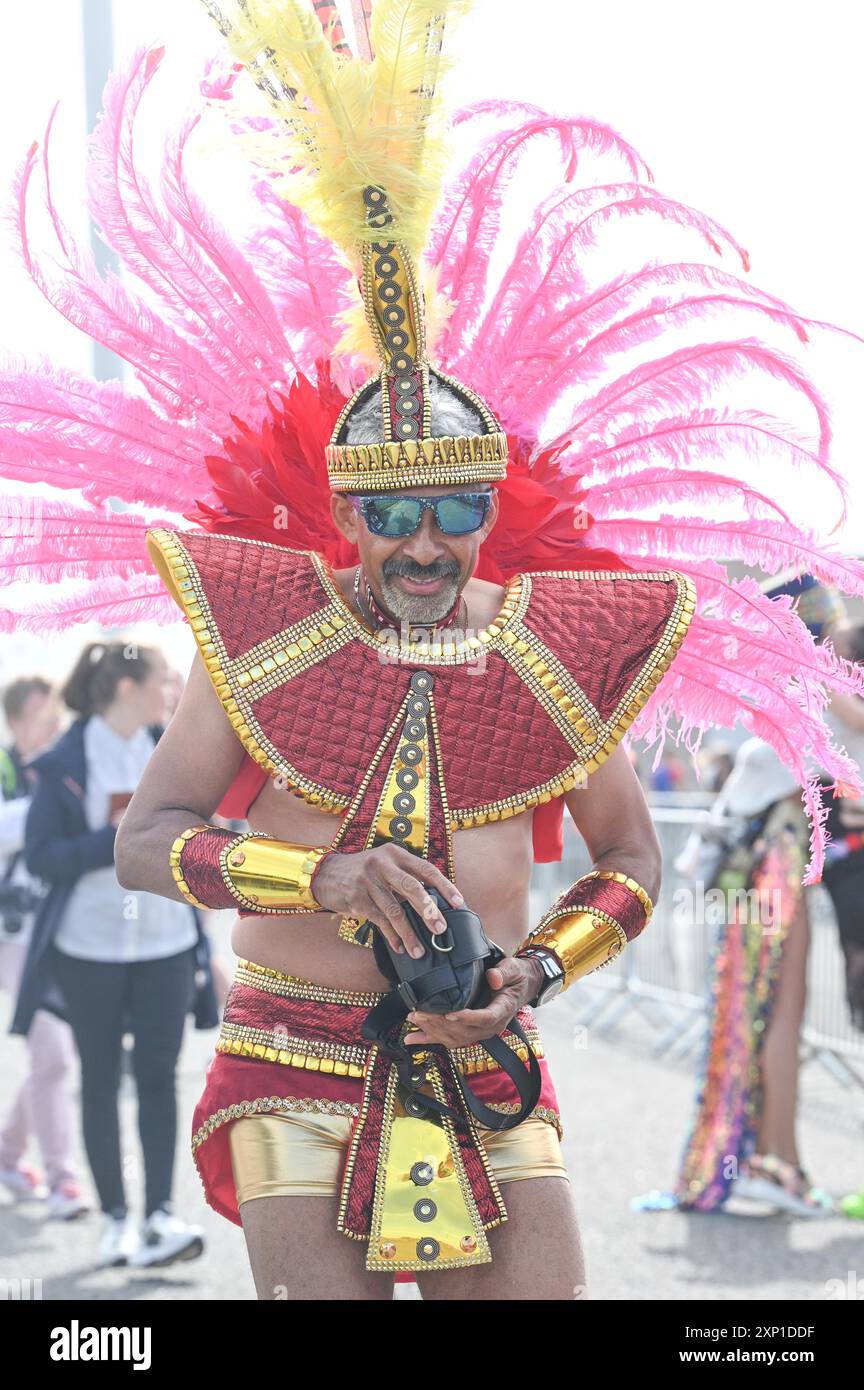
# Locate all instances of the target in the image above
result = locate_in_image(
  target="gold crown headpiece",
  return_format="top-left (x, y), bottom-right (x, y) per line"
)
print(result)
top-left (200, 0), bottom-right (508, 492)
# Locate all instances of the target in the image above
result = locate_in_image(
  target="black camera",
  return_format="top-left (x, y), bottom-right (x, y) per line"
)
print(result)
top-left (366, 888), bottom-right (505, 1014)
top-left (0, 882), bottom-right (41, 935)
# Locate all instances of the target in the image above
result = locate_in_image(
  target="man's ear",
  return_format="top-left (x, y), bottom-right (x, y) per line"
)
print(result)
top-left (331, 493), bottom-right (358, 544)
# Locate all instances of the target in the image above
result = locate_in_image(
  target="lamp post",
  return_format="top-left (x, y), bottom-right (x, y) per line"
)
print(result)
top-left (81, 0), bottom-right (119, 382)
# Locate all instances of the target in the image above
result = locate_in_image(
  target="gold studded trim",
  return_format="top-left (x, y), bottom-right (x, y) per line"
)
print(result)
top-left (169, 825), bottom-right (212, 909)
top-left (337, 1042), bottom-right (381, 1243)
top-left (147, 529), bottom-right (696, 831)
top-left (213, 1025), bottom-right (544, 1079)
top-left (233, 959), bottom-right (384, 1007)
top-left (496, 619), bottom-right (603, 752)
top-left (450, 1037), bottom-right (545, 1075)
top-left (216, 1026), bottom-right (369, 1074)
top-left (478, 1103), bottom-right (564, 1142)
top-left (228, 960), bottom-right (543, 1077)
top-left (191, 1094), bottom-right (360, 1155)
top-left (449, 569), bottom-right (697, 827)
top-left (232, 613), bottom-right (351, 698)
top-left (146, 527), bottom-right (351, 816)
top-left (574, 869), bottom-right (654, 922)
top-left (326, 431), bottom-right (509, 492)
top-left (337, 915), bottom-right (368, 947)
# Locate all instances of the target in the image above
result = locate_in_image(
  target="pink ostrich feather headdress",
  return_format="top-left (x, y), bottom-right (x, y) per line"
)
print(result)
top-left (1, 17), bottom-right (864, 882)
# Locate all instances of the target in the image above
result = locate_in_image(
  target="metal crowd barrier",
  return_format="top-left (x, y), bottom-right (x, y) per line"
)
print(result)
top-left (529, 792), bottom-right (864, 1091)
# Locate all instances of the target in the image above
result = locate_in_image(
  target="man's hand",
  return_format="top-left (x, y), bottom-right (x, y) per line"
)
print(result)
top-left (404, 955), bottom-right (545, 1048)
top-left (312, 843), bottom-right (464, 960)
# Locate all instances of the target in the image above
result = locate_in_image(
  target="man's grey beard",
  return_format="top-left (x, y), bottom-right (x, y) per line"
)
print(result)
top-left (378, 562), bottom-right (461, 626)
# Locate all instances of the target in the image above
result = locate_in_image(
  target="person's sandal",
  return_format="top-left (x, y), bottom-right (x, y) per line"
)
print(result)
top-left (732, 1153), bottom-right (835, 1216)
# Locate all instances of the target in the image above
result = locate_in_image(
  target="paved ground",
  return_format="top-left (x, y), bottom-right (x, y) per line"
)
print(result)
top-left (2, 926), bottom-right (864, 1302)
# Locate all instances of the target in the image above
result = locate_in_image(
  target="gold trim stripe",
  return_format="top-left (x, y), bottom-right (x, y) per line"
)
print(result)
top-left (233, 959), bottom-right (384, 1007)
top-left (147, 527), bottom-right (696, 830)
top-left (191, 1094), bottom-right (360, 1154)
top-left (169, 825), bottom-right (212, 909)
top-left (214, 1028), bottom-right (544, 1077)
top-left (146, 527), bottom-right (350, 816)
top-left (451, 570), bottom-right (697, 827)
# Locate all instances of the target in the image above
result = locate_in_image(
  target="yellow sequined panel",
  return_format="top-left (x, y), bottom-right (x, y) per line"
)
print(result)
top-left (362, 1066), bottom-right (496, 1273)
top-left (368, 724), bottom-right (429, 854)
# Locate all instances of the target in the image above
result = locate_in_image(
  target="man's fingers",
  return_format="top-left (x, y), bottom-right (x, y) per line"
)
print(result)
top-left (388, 846), bottom-right (464, 908)
top-left (366, 878), bottom-right (424, 958)
top-left (363, 884), bottom-right (409, 956)
top-left (408, 1000), bottom-right (515, 1046)
top-left (382, 865), bottom-right (447, 935)
top-left (486, 957), bottom-right (522, 987)
top-left (443, 991), bottom-right (521, 1035)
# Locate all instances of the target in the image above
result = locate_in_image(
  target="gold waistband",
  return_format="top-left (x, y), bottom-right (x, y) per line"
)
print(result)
top-left (222, 958), bottom-right (544, 1077)
top-left (234, 958), bottom-right (385, 1007)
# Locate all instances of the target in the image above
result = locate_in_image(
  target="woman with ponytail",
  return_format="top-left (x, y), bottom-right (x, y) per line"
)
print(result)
top-left (12, 641), bottom-right (210, 1270)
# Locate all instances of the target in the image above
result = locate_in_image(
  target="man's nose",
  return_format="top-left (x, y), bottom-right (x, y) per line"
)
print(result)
top-left (400, 507), bottom-right (448, 566)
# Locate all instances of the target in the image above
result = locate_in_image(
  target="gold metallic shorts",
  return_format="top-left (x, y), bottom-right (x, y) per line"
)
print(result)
top-left (229, 1108), bottom-right (569, 1206)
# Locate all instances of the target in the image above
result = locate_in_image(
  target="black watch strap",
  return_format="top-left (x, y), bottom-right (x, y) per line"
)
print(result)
top-left (519, 947), bottom-right (566, 1007)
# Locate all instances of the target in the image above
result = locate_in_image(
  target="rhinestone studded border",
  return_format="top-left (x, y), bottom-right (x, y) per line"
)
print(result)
top-left (449, 570), bottom-right (697, 828)
top-left (233, 959), bottom-right (384, 1007)
top-left (216, 1025), bottom-right (369, 1073)
top-left (147, 529), bottom-right (696, 830)
top-left (191, 1094), bottom-right (360, 1157)
top-left (147, 527), bottom-right (351, 815)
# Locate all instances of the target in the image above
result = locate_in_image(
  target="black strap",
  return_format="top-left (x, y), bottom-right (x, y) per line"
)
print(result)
top-left (361, 992), bottom-right (542, 1132)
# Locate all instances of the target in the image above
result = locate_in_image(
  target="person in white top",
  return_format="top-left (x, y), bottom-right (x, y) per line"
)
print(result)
top-left (24, 642), bottom-right (206, 1270)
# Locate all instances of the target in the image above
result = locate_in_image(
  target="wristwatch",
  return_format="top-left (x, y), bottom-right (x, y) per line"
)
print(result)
top-left (520, 946), bottom-right (566, 1008)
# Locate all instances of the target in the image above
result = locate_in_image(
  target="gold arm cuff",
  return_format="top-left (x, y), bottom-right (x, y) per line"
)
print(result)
top-left (220, 834), bottom-right (331, 913)
top-left (575, 869), bottom-right (654, 923)
top-left (169, 825), bottom-right (212, 909)
top-left (522, 910), bottom-right (627, 988)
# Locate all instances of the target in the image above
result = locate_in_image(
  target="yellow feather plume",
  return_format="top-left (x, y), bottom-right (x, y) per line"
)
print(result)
top-left (200, 0), bottom-right (472, 257)
top-left (333, 260), bottom-right (456, 364)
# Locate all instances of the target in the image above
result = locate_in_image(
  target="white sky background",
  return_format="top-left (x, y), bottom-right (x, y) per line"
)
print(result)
top-left (0, 0), bottom-right (862, 685)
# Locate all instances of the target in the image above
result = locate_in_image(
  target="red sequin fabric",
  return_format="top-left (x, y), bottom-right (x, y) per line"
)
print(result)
top-left (550, 874), bottom-right (651, 942)
top-left (149, 527), bottom-right (692, 888)
top-left (191, 968), bottom-right (562, 1235)
top-left (179, 827), bottom-right (236, 907)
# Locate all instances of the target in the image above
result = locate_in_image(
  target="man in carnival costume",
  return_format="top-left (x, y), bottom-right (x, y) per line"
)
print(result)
top-left (3, 0), bottom-right (864, 1299)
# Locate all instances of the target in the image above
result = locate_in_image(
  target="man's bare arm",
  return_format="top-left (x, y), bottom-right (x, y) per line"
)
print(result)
top-left (115, 651), bottom-right (246, 900)
top-left (563, 744), bottom-right (662, 901)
